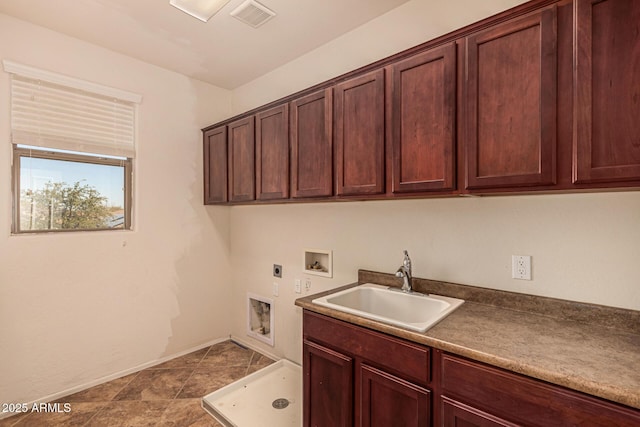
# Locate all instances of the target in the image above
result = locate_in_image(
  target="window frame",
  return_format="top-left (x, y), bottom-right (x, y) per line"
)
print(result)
top-left (12, 145), bottom-right (133, 234)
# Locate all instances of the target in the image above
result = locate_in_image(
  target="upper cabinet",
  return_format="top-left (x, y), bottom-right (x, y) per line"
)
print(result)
top-left (334, 69), bottom-right (386, 196)
top-left (203, 126), bottom-right (228, 204)
top-left (390, 44), bottom-right (457, 193)
top-left (290, 88), bottom-right (334, 198)
top-left (464, 6), bottom-right (558, 190)
top-left (228, 116), bottom-right (255, 202)
top-left (256, 104), bottom-right (289, 200)
top-left (573, 0), bottom-right (640, 184)
top-left (203, 0), bottom-right (640, 205)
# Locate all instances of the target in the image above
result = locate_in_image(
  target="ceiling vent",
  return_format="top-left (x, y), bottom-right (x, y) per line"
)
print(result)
top-left (230, 0), bottom-right (276, 28)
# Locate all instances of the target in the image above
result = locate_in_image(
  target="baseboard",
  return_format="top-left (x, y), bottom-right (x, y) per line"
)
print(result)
top-left (229, 335), bottom-right (281, 362)
top-left (0, 336), bottom-right (228, 420)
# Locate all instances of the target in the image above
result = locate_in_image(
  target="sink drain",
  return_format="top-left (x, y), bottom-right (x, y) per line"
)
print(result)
top-left (272, 398), bottom-right (290, 409)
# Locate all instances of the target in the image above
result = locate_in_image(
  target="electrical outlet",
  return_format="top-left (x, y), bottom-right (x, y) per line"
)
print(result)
top-left (305, 278), bottom-right (312, 292)
top-left (272, 282), bottom-right (279, 297)
top-left (273, 264), bottom-right (282, 278)
top-left (294, 279), bottom-right (301, 294)
top-left (512, 255), bottom-right (532, 280)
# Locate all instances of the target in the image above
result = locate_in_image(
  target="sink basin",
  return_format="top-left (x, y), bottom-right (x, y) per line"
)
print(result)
top-left (312, 283), bottom-right (464, 332)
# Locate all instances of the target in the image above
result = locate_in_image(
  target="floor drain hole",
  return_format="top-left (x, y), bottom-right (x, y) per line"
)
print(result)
top-left (272, 398), bottom-right (289, 409)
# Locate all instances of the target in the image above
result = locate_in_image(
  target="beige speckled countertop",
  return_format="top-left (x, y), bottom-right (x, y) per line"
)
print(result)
top-left (295, 270), bottom-right (640, 410)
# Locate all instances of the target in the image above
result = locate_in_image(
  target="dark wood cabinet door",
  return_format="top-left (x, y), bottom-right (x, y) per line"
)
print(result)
top-left (360, 364), bottom-right (430, 427)
top-left (465, 6), bottom-right (557, 189)
top-left (441, 353), bottom-right (640, 427)
top-left (335, 69), bottom-right (385, 196)
top-left (573, 0), bottom-right (640, 184)
top-left (303, 340), bottom-right (353, 427)
top-left (203, 126), bottom-right (227, 204)
top-left (441, 397), bottom-right (518, 427)
top-left (227, 116), bottom-right (255, 202)
top-left (391, 44), bottom-right (457, 193)
top-left (291, 88), bottom-right (333, 198)
top-left (256, 104), bottom-right (289, 200)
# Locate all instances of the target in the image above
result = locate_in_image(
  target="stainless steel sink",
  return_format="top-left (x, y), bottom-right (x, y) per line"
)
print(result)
top-left (312, 283), bottom-right (464, 332)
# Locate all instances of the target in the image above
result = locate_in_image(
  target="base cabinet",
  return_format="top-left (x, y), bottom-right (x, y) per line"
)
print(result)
top-left (440, 353), bottom-right (640, 427)
top-left (361, 364), bottom-right (431, 427)
top-left (303, 310), bottom-right (640, 427)
top-left (441, 397), bottom-right (517, 427)
top-left (303, 311), bottom-right (431, 427)
top-left (304, 340), bottom-right (353, 427)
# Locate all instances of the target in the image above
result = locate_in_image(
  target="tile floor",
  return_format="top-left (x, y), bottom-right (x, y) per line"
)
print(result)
top-left (0, 340), bottom-right (275, 426)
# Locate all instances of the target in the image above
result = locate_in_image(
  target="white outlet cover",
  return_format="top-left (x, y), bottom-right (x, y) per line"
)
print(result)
top-left (512, 255), bottom-right (532, 280)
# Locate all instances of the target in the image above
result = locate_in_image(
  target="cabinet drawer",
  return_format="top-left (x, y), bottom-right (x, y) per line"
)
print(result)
top-left (303, 311), bottom-right (430, 385)
top-left (441, 353), bottom-right (640, 427)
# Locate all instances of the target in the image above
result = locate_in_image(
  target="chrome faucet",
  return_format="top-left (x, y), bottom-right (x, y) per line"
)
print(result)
top-left (395, 250), bottom-right (413, 293)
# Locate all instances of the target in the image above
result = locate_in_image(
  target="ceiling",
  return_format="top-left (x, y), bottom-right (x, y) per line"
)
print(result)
top-left (0, 0), bottom-right (411, 89)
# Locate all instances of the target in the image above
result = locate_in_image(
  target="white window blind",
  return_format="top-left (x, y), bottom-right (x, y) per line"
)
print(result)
top-left (4, 61), bottom-right (140, 158)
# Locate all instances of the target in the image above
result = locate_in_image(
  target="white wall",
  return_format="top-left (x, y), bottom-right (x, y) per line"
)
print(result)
top-left (232, 0), bottom-right (530, 113)
top-left (228, 0), bottom-right (640, 363)
top-left (229, 194), bottom-right (640, 362)
top-left (0, 14), bottom-right (233, 405)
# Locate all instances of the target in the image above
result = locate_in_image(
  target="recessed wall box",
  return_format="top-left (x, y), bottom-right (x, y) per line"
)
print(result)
top-left (247, 293), bottom-right (274, 346)
top-left (304, 249), bottom-right (332, 278)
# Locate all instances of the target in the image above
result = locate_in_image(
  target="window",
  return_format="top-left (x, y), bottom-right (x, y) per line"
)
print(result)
top-left (14, 146), bottom-right (132, 232)
top-left (4, 61), bottom-right (141, 233)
